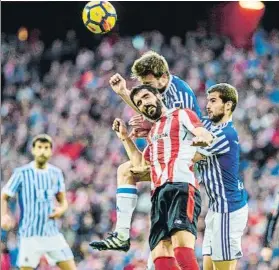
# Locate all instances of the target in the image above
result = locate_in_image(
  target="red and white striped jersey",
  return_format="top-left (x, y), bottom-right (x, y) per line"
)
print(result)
top-left (144, 108), bottom-right (202, 191)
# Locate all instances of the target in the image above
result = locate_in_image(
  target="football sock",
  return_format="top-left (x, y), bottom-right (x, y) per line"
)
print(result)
top-left (174, 247), bottom-right (199, 270)
top-left (154, 257), bottom-right (180, 270)
top-left (115, 184), bottom-right (138, 240)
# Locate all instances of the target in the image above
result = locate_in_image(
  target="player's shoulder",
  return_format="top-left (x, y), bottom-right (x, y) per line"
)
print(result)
top-left (221, 122), bottom-right (238, 141)
top-left (48, 163), bottom-right (63, 173)
top-left (171, 75), bottom-right (193, 93)
top-left (15, 162), bottom-right (34, 173)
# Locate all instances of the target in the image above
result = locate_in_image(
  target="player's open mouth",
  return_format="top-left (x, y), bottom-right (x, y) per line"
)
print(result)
top-left (148, 107), bottom-right (155, 115)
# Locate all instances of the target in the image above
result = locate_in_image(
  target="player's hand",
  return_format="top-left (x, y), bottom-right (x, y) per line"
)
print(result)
top-left (49, 207), bottom-right (66, 219)
top-left (130, 165), bottom-right (151, 182)
top-left (191, 136), bottom-right (212, 147)
top-left (112, 118), bottom-right (129, 141)
top-left (109, 73), bottom-right (127, 96)
top-left (1, 214), bottom-right (14, 231)
top-left (261, 247), bottom-right (273, 262)
top-left (128, 115), bottom-right (153, 138)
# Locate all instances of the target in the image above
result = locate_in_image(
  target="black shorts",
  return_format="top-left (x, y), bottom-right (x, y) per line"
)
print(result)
top-left (149, 182), bottom-right (201, 251)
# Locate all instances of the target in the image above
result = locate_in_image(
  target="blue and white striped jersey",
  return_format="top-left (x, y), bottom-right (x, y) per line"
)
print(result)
top-left (198, 118), bottom-right (248, 213)
top-left (2, 161), bottom-right (65, 237)
top-left (162, 75), bottom-right (202, 118)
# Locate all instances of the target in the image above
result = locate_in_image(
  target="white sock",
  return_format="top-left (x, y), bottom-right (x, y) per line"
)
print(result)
top-left (115, 184), bottom-right (138, 240)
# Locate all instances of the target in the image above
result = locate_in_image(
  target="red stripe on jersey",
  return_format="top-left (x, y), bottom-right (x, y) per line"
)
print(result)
top-left (157, 117), bottom-right (167, 185)
top-left (184, 109), bottom-right (203, 128)
top-left (167, 110), bottom-right (180, 181)
top-left (143, 146), bottom-right (150, 162)
top-left (149, 124), bottom-right (158, 185)
top-left (187, 184), bottom-right (195, 223)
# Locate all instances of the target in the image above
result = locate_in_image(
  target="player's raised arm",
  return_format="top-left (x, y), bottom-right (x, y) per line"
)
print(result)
top-left (109, 73), bottom-right (141, 114)
top-left (112, 118), bottom-right (143, 167)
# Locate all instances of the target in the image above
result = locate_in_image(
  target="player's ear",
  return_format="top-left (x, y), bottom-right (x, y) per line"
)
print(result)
top-left (225, 101), bottom-right (233, 112)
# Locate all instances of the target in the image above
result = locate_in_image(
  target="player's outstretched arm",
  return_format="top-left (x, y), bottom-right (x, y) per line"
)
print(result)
top-left (1, 193), bottom-right (14, 231)
top-left (109, 73), bottom-right (141, 114)
top-left (112, 118), bottom-right (143, 167)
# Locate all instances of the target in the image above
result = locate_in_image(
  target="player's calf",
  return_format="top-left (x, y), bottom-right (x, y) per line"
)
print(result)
top-left (171, 231), bottom-right (199, 270)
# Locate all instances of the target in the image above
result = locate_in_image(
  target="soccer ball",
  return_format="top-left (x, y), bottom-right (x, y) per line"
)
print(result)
top-left (82, 1), bottom-right (117, 34)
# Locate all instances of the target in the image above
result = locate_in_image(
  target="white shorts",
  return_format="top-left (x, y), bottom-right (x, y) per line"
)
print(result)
top-left (18, 233), bottom-right (73, 268)
top-left (202, 204), bottom-right (248, 261)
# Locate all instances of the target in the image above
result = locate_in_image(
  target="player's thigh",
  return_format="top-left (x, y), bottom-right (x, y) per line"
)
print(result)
top-left (211, 205), bottom-right (248, 262)
top-left (57, 259), bottom-right (77, 270)
top-left (202, 210), bottom-right (214, 258)
top-left (117, 161), bottom-right (137, 185)
top-left (18, 237), bottom-right (42, 269)
top-left (203, 255), bottom-right (214, 270)
top-left (45, 234), bottom-right (75, 268)
top-left (149, 187), bottom-right (169, 252)
top-left (213, 260), bottom-right (237, 270)
top-left (171, 230), bottom-right (196, 249)
top-left (151, 239), bottom-right (173, 261)
top-left (165, 183), bottom-right (201, 248)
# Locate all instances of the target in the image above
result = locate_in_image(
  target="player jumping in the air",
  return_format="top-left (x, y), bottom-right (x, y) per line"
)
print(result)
top-left (90, 50), bottom-right (203, 252)
top-left (194, 84), bottom-right (248, 270)
top-left (111, 84), bottom-right (213, 269)
top-left (1, 134), bottom-right (76, 270)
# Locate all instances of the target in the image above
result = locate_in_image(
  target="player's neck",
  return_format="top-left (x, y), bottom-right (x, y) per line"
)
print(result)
top-left (34, 161), bottom-right (47, 170)
top-left (212, 114), bottom-right (232, 126)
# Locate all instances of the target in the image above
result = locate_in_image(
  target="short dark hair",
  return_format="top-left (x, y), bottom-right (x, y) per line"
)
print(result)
top-left (32, 134), bottom-right (53, 148)
top-left (130, 85), bottom-right (160, 107)
top-left (131, 51), bottom-right (170, 79)
top-left (207, 83), bottom-right (238, 112)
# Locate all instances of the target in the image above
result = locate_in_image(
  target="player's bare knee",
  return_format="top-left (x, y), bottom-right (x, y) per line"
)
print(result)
top-left (171, 230), bottom-right (195, 249)
top-left (117, 161), bottom-right (135, 185)
top-left (151, 239), bottom-right (173, 260)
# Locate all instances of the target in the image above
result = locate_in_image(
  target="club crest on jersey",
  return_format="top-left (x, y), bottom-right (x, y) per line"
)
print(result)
top-left (152, 132), bottom-right (168, 142)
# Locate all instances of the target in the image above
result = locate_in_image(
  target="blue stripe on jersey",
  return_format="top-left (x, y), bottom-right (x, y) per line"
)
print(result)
top-left (198, 120), bottom-right (247, 213)
top-left (162, 75), bottom-right (202, 118)
top-left (117, 188), bottom-right (137, 194)
top-left (2, 162), bottom-right (64, 237)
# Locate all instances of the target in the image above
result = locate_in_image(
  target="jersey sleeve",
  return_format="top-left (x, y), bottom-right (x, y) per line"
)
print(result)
top-left (56, 170), bottom-right (66, 193)
top-left (198, 129), bottom-right (231, 156)
top-left (179, 109), bottom-right (203, 133)
top-left (2, 169), bottom-right (22, 197)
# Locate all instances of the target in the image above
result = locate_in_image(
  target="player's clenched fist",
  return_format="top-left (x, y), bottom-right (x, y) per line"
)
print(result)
top-left (112, 118), bottom-right (129, 141)
top-left (1, 214), bottom-right (14, 231)
top-left (109, 73), bottom-right (127, 96)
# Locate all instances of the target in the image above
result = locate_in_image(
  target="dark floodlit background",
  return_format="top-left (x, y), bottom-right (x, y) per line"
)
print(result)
top-left (1, 1), bottom-right (279, 270)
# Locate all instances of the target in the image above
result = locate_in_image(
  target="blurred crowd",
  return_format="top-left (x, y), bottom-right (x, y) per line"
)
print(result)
top-left (1, 26), bottom-right (279, 270)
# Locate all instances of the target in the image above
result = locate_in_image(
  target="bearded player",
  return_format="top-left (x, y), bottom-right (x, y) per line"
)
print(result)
top-left (1, 135), bottom-right (76, 270)
top-left (111, 84), bottom-right (213, 269)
